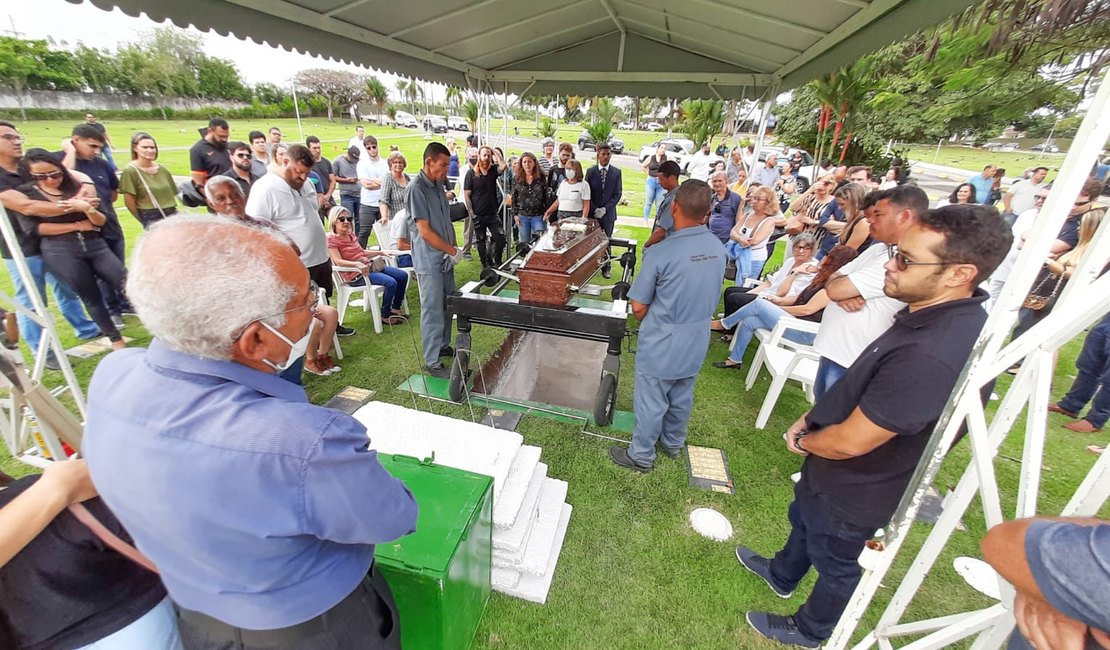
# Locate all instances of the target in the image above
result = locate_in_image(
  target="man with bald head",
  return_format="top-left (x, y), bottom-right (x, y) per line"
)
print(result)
top-left (83, 216), bottom-right (417, 649)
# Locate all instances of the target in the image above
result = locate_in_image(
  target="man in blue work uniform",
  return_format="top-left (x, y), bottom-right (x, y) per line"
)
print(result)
top-left (642, 160), bottom-right (683, 250)
top-left (407, 142), bottom-right (464, 378)
top-left (610, 179), bottom-right (725, 473)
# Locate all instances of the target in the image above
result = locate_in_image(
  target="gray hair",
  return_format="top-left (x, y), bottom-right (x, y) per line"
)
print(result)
top-left (791, 232), bottom-right (817, 248)
top-left (204, 175), bottom-right (243, 198)
top-left (127, 215), bottom-right (299, 360)
top-left (710, 171), bottom-right (728, 182)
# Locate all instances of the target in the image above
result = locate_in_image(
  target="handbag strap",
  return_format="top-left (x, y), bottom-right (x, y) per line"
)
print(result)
top-left (68, 502), bottom-right (159, 573)
top-left (130, 163), bottom-right (168, 219)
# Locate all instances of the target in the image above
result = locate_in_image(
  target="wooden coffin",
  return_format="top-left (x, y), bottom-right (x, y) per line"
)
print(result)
top-left (517, 218), bottom-right (609, 307)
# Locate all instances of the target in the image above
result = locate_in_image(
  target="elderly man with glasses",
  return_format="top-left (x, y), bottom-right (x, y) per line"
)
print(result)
top-left (83, 216), bottom-right (417, 650)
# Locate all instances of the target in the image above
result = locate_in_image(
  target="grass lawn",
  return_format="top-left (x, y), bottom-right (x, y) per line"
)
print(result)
top-left (905, 145), bottom-right (1068, 178)
top-left (3, 122), bottom-right (1107, 648)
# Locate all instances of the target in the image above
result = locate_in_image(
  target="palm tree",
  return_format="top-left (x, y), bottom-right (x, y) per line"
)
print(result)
top-left (385, 104), bottom-right (398, 128)
top-left (678, 99), bottom-right (725, 149)
top-left (462, 98), bottom-right (479, 133)
top-left (365, 76), bottom-right (388, 124)
top-left (445, 86), bottom-right (462, 113)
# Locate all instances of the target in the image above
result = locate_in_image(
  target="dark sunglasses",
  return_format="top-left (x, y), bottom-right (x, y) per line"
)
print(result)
top-left (31, 171), bottom-right (65, 180)
top-left (336, 216), bottom-right (352, 223)
top-left (234, 153), bottom-right (251, 159)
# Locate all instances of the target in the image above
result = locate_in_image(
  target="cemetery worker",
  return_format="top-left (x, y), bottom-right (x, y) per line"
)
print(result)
top-left (83, 216), bottom-right (418, 650)
top-left (642, 160), bottom-right (683, 250)
top-left (609, 180), bottom-right (725, 473)
top-left (407, 142), bottom-right (462, 378)
top-left (585, 142), bottom-right (623, 278)
top-left (737, 204), bottom-right (1012, 648)
top-left (982, 516), bottom-right (1110, 650)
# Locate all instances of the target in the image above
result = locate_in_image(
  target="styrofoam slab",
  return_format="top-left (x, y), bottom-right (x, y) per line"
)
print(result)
top-left (494, 445), bottom-right (543, 529)
top-left (514, 479), bottom-right (569, 576)
top-left (498, 503), bottom-right (573, 605)
top-left (492, 567), bottom-right (521, 590)
top-left (353, 401), bottom-right (523, 501)
top-left (493, 463), bottom-right (547, 553)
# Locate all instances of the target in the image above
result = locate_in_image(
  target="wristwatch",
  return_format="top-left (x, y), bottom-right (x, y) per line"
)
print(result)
top-left (792, 429), bottom-right (810, 452)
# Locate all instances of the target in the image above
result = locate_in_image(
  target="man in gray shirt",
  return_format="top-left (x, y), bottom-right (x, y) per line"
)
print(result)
top-left (332, 146), bottom-right (361, 232)
top-left (751, 153), bottom-right (781, 188)
top-left (406, 142), bottom-right (464, 376)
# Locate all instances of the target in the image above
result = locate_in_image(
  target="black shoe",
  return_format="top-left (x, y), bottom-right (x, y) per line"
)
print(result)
top-left (336, 325), bottom-right (356, 337)
top-left (608, 446), bottom-right (651, 473)
top-left (45, 353), bottom-right (62, 372)
top-left (735, 545), bottom-right (793, 598)
top-left (424, 363), bottom-right (450, 379)
top-left (745, 612), bottom-right (821, 648)
top-left (439, 346), bottom-right (455, 358)
top-left (602, 265), bottom-right (612, 279)
top-left (658, 444), bottom-right (683, 459)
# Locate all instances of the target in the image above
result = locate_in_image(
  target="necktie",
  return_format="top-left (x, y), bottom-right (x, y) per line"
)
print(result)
top-left (600, 167), bottom-right (607, 190)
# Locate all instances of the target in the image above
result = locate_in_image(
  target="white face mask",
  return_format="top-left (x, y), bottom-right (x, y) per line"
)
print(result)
top-left (261, 319), bottom-right (315, 373)
top-left (565, 168), bottom-right (576, 180)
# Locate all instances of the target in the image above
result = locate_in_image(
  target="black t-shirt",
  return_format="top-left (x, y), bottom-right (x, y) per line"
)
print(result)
top-left (0, 476), bottom-right (166, 650)
top-left (464, 167), bottom-right (501, 217)
top-left (312, 158), bottom-right (334, 189)
top-left (800, 290), bottom-right (990, 528)
top-left (67, 154), bottom-right (124, 242)
top-left (14, 185), bottom-right (90, 244)
top-left (189, 139), bottom-right (233, 181)
top-left (221, 170), bottom-right (260, 201)
top-left (0, 166), bottom-right (37, 259)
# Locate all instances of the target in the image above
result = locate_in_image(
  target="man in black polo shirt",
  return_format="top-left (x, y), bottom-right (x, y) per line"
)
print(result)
top-left (737, 204), bottom-right (1012, 648)
top-left (60, 123), bottom-right (132, 322)
top-left (463, 145), bottom-right (506, 268)
top-left (189, 118), bottom-right (232, 199)
top-left (221, 141), bottom-right (259, 200)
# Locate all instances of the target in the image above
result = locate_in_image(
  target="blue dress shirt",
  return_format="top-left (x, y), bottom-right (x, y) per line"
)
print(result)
top-left (83, 340), bottom-right (418, 629)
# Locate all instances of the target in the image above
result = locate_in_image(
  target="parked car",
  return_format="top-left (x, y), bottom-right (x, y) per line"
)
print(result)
top-left (447, 116), bottom-right (469, 131)
top-left (394, 111), bottom-right (419, 128)
top-left (756, 148), bottom-right (818, 192)
top-left (577, 130), bottom-right (625, 154)
top-left (617, 121), bottom-right (635, 130)
top-left (638, 138), bottom-right (695, 170)
top-left (1030, 143), bottom-right (1060, 153)
top-left (422, 115), bottom-right (448, 133)
top-left (644, 122), bottom-right (665, 132)
top-left (983, 141), bottom-right (1019, 152)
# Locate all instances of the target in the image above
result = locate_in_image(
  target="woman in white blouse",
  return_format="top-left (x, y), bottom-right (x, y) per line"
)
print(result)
top-left (544, 159), bottom-right (591, 222)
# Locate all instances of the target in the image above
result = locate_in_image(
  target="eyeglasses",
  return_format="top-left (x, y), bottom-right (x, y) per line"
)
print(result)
top-left (234, 153), bottom-right (251, 159)
top-left (793, 244), bottom-right (813, 250)
top-left (0, 134), bottom-right (23, 142)
top-left (336, 216), bottom-right (352, 222)
top-left (891, 251), bottom-right (964, 272)
top-left (31, 171), bottom-right (65, 180)
top-left (368, 144), bottom-right (379, 149)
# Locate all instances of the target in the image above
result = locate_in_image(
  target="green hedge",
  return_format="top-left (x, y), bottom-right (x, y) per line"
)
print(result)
top-left (0, 99), bottom-right (332, 122)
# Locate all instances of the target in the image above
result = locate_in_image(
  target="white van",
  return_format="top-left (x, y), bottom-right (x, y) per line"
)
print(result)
top-left (447, 116), bottom-right (469, 131)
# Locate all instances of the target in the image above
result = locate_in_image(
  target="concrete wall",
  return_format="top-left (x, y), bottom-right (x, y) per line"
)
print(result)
top-left (0, 90), bottom-right (250, 112)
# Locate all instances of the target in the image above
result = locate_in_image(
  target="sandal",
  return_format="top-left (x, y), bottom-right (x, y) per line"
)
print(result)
top-left (710, 319), bottom-right (729, 332)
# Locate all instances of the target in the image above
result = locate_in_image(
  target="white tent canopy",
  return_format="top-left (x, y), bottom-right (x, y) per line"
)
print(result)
top-left (76, 0), bottom-right (979, 98)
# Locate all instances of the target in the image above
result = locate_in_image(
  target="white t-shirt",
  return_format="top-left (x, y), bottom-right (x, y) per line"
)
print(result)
top-left (557, 180), bottom-right (591, 213)
top-left (356, 156), bottom-right (389, 207)
top-left (245, 172), bottom-right (329, 267)
top-left (762, 257), bottom-right (817, 297)
top-left (989, 207), bottom-right (1038, 285)
top-left (813, 244), bottom-right (905, 368)
top-left (388, 209), bottom-right (410, 250)
top-left (687, 151), bottom-right (714, 181)
top-left (1006, 180), bottom-right (1046, 215)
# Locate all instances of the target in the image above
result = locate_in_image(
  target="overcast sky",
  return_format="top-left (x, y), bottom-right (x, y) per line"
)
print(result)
top-left (3, 0), bottom-right (423, 99)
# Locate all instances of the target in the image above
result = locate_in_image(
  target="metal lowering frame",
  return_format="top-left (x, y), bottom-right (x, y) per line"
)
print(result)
top-left (826, 67), bottom-right (1110, 650)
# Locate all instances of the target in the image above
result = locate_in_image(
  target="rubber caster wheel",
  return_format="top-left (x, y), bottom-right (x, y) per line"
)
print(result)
top-left (448, 349), bottom-right (470, 403)
top-left (594, 372), bottom-right (617, 426)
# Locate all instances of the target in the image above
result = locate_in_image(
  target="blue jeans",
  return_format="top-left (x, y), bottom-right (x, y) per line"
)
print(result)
top-left (721, 298), bottom-right (815, 364)
top-left (814, 356), bottom-right (849, 399)
top-left (518, 215), bottom-right (546, 243)
top-left (78, 596), bottom-right (182, 649)
top-left (770, 483), bottom-right (877, 641)
top-left (1058, 317), bottom-right (1110, 429)
top-left (628, 369), bottom-right (696, 467)
top-left (643, 176), bottom-right (664, 221)
top-left (350, 266), bottom-right (409, 312)
top-left (340, 195), bottom-right (361, 233)
top-left (5, 256), bottom-right (101, 352)
top-left (395, 254), bottom-right (412, 268)
top-left (416, 266), bottom-right (455, 366)
top-left (743, 259), bottom-right (766, 286)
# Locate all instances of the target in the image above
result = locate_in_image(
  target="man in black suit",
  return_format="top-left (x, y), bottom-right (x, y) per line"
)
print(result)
top-left (585, 143), bottom-right (623, 278)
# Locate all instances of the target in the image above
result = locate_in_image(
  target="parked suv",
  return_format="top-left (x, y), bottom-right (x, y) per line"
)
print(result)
top-left (577, 130), bottom-right (625, 154)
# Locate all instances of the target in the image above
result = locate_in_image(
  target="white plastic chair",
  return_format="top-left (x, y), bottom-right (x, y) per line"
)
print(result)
top-left (743, 318), bottom-right (822, 429)
top-left (371, 218), bottom-right (414, 314)
top-left (331, 265), bottom-right (386, 334)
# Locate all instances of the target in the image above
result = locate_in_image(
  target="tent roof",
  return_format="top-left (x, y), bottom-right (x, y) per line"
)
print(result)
top-left (77, 0), bottom-right (978, 98)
